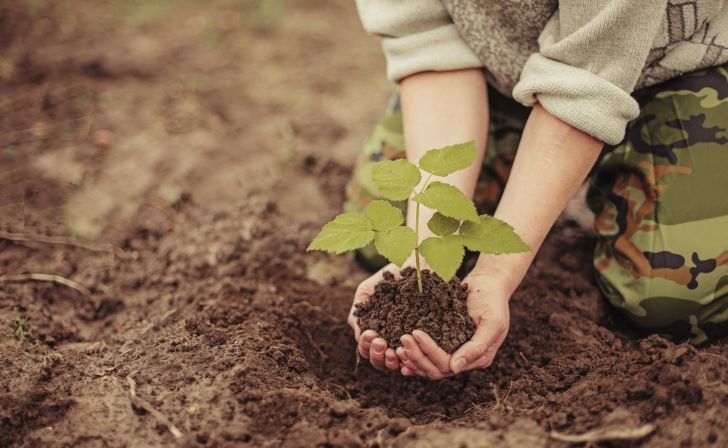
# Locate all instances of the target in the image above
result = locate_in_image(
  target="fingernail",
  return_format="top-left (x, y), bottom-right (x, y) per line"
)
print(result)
top-left (401, 338), bottom-right (412, 350)
top-left (452, 358), bottom-right (467, 373)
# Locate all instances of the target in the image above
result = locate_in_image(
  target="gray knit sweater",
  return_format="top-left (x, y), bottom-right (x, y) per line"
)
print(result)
top-left (355, 0), bottom-right (728, 144)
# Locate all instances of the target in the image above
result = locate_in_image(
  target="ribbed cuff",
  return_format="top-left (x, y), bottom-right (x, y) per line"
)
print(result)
top-left (382, 24), bottom-right (483, 83)
top-left (513, 53), bottom-right (640, 145)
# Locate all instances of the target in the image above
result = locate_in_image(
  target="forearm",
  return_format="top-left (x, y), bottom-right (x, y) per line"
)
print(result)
top-left (400, 69), bottom-right (488, 241)
top-left (472, 104), bottom-right (603, 288)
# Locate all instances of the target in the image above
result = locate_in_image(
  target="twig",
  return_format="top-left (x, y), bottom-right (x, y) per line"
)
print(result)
top-left (518, 351), bottom-right (529, 366)
top-left (126, 376), bottom-right (183, 439)
top-left (698, 352), bottom-right (728, 363)
top-left (0, 273), bottom-right (91, 296)
top-left (301, 326), bottom-right (328, 362)
top-left (327, 382), bottom-right (352, 400)
top-left (550, 423), bottom-right (655, 444)
top-left (0, 230), bottom-right (115, 254)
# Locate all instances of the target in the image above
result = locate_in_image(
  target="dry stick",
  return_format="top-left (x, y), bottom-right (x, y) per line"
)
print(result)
top-left (518, 351), bottom-right (529, 366)
top-left (326, 382), bottom-right (352, 400)
top-left (0, 115), bottom-right (90, 140)
top-left (550, 423), bottom-right (655, 444)
top-left (126, 376), bottom-right (183, 439)
top-left (301, 326), bottom-right (328, 362)
top-left (0, 273), bottom-right (91, 296)
top-left (0, 231), bottom-right (115, 254)
top-left (698, 352), bottom-right (728, 363)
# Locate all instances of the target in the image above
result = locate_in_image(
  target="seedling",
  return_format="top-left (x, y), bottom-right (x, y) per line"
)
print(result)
top-left (307, 141), bottom-right (530, 293)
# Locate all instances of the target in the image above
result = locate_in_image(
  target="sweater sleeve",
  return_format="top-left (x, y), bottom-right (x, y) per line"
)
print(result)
top-left (512, 0), bottom-right (668, 145)
top-left (355, 0), bottom-right (483, 82)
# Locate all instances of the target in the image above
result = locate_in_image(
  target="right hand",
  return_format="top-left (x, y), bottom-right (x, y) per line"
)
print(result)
top-left (348, 263), bottom-right (403, 372)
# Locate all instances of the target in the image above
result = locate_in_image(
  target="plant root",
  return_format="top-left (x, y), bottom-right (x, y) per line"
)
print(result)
top-left (550, 423), bottom-right (655, 444)
top-left (125, 376), bottom-right (183, 439)
top-left (0, 273), bottom-right (92, 296)
top-left (354, 347), bottom-right (361, 374)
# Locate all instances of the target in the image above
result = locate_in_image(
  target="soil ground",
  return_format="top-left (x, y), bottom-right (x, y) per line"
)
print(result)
top-left (1, 1), bottom-right (726, 447)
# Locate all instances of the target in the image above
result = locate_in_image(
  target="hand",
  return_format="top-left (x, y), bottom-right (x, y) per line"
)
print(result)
top-left (348, 263), bottom-right (402, 372)
top-left (449, 270), bottom-right (511, 373)
top-left (395, 269), bottom-right (514, 378)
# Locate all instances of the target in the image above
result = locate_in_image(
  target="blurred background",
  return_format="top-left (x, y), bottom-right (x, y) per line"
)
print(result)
top-left (0, 0), bottom-right (391, 239)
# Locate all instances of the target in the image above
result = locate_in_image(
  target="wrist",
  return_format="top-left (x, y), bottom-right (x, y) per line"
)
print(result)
top-left (470, 251), bottom-right (535, 295)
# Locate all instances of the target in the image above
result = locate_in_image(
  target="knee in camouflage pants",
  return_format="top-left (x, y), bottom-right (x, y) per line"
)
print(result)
top-left (345, 65), bottom-right (728, 345)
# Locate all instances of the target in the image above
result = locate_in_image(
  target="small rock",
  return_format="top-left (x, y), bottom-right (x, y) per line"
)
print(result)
top-left (93, 129), bottom-right (114, 149)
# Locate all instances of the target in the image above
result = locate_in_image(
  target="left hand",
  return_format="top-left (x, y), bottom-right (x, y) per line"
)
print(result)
top-left (395, 270), bottom-right (513, 379)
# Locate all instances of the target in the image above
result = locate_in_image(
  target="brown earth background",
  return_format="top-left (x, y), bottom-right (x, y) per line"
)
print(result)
top-left (1, 1), bottom-right (726, 447)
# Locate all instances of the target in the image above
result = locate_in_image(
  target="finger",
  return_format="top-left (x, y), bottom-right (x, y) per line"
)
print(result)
top-left (396, 346), bottom-right (419, 372)
top-left (348, 314), bottom-right (362, 341)
top-left (395, 346), bottom-right (409, 363)
top-left (384, 348), bottom-right (400, 371)
top-left (450, 316), bottom-right (508, 374)
top-left (401, 335), bottom-right (446, 379)
top-left (358, 330), bottom-right (377, 359)
top-left (369, 337), bottom-right (387, 370)
top-left (412, 330), bottom-right (452, 374)
top-left (400, 365), bottom-right (426, 377)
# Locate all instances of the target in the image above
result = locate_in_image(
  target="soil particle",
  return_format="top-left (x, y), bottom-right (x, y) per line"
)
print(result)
top-left (354, 268), bottom-right (476, 353)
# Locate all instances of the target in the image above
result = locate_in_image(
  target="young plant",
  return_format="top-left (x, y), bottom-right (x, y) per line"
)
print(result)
top-left (307, 141), bottom-right (530, 293)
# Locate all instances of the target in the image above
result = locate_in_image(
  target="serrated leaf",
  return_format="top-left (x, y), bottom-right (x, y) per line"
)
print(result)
top-left (375, 226), bottom-right (417, 266)
top-left (371, 159), bottom-right (421, 201)
top-left (366, 200), bottom-right (403, 231)
top-left (459, 215), bottom-right (531, 254)
top-left (418, 141), bottom-right (477, 177)
top-left (427, 212), bottom-right (460, 236)
top-left (420, 235), bottom-right (465, 281)
top-left (307, 213), bottom-right (375, 254)
top-left (414, 182), bottom-right (479, 223)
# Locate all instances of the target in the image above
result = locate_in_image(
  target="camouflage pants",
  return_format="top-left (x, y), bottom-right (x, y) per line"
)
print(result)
top-left (345, 64), bottom-right (728, 345)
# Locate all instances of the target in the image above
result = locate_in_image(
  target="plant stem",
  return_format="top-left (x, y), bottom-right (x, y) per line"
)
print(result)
top-left (412, 173), bottom-right (432, 295)
top-left (414, 200), bottom-right (423, 294)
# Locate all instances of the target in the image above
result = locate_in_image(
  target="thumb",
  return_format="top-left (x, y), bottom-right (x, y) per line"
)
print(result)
top-left (449, 314), bottom-right (507, 373)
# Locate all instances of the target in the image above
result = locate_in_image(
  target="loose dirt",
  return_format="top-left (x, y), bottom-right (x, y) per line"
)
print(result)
top-left (355, 268), bottom-right (475, 353)
top-left (1, 1), bottom-right (727, 447)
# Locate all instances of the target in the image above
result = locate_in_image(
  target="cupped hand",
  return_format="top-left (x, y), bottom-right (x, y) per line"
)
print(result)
top-left (348, 263), bottom-right (402, 372)
top-left (395, 269), bottom-right (514, 379)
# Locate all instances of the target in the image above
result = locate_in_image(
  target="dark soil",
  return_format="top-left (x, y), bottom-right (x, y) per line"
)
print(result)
top-left (1, 1), bottom-right (727, 447)
top-left (354, 268), bottom-right (476, 353)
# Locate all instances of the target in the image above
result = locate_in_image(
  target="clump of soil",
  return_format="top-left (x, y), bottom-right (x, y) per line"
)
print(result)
top-left (354, 268), bottom-right (476, 353)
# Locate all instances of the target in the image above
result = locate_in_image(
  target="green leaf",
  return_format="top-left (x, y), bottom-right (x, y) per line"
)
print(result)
top-left (459, 215), bottom-right (531, 254)
top-left (418, 141), bottom-right (477, 177)
top-left (371, 159), bottom-right (421, 201)
top-left (414, 182), bottom-right (479, 223)
top-left (375, 226), bottom-right (417, 266)
top-left (366, 200), bottom-right (403, 231)
top-left (427, 212), bottom-right (460, 236)
top-left (307, 213), bottom-right (375, 254)
top-left (420, 235), bottom-right (465, 281)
